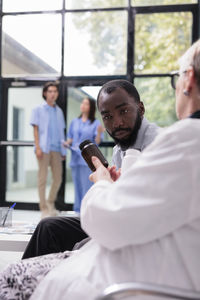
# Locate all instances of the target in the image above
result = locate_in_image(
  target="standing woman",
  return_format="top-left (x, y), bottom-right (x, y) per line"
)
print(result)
top-left (64, 97), bottom-right (104, 213)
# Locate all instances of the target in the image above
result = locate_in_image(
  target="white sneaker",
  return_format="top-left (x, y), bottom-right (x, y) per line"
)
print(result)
top-left (46, 203), bottom-right (59, 217)
top-left (49, 209), bottom-right (59, 217)
top-left (41, 209), bottom-right (51, 219)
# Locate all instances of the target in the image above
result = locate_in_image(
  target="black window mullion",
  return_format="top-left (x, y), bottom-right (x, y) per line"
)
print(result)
top-left (134, 3), bottom-right (197, 14)
top-left (192, 8), bottom-right (199, 42)
top-left (0, 0), bottom-right (2, 78)
top-left (127, 5), bottom-right (134, 83)
top-left (196, 0), bottom-right (200, 39)
top-left (0, 79), bottom-right (8, 206)
top-left (61, 0), bottom-right (65, 77)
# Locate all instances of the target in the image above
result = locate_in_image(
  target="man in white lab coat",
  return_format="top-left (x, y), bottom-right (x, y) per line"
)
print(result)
top-left (30, 40), bottom-right (200, 300)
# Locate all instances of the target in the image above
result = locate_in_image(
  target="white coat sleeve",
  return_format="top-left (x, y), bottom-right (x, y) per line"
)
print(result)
top-left (80, 120), bottom-right (200, 250)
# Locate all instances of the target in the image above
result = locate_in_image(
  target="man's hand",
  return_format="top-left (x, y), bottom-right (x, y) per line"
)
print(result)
top-left (108, 166), bottom-right (121, 182)
top-left (89, 156), bottom-right (113, 183)
top-left (36, 147), bottom-right (43, 159)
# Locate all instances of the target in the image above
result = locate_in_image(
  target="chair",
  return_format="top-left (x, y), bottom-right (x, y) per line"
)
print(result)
top-left (96, 282), bottom-right (200, 300)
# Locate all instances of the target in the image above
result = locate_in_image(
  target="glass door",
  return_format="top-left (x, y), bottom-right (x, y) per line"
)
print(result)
top-left (0, 81), bottom-right (69, 210)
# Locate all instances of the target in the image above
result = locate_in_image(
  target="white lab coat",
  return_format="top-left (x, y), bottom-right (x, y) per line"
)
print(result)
top-left (31, 118), bottom-right (200, 300)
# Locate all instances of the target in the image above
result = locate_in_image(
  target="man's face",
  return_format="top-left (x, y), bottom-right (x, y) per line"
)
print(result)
top-left (98, 88), bottom-right (144, 149)
top-left (45, 86), bottom-right (59, 105)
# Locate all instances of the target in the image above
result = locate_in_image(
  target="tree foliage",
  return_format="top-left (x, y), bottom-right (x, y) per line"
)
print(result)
top-left (135, 12), bottom-right (192, 73)
top-left (72, 9), bottom-right (127, 73)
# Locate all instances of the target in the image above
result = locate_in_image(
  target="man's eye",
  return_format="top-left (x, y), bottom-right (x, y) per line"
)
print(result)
top-left (121, 109), bottom-right (128, 114)
top-left (103, 115), bottom-right (112, 120)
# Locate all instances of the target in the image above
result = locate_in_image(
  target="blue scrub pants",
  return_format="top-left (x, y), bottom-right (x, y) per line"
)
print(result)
top-left (71, 166), bottom-right (93, 213)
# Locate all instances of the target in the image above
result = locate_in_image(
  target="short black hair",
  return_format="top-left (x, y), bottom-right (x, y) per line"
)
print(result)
top-left (97, 79), bottom-right (140, 108)
top-left (42, 81), bottom-right (59, 100)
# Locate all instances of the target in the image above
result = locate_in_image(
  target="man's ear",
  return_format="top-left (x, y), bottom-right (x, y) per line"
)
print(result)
top-left (184, 66), bottom-right (195, 93)
top-left (139, 101), bottom-right (145, 117)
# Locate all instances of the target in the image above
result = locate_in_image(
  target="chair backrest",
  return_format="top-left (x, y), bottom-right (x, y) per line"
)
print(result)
top-left (96, 282), bottom-right (200, 300)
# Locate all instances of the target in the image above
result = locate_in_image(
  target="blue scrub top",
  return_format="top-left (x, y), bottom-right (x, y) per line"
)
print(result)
top-left (68, 117), bottom-right (103, 167)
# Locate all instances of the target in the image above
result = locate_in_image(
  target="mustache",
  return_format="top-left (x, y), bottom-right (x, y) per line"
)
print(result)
top-left (112, 128), bottom-right (132, 135)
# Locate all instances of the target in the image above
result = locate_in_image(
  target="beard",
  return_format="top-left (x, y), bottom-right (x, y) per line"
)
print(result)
top-left (108, 112), bottom-right (142, 151)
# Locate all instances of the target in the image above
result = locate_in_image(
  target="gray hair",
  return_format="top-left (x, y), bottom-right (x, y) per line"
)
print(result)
top-left (179, 39), bottom-right (200, 90)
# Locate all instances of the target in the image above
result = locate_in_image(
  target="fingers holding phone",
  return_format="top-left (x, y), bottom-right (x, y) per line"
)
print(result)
top-left (89, 157), bottom-right (112, 183)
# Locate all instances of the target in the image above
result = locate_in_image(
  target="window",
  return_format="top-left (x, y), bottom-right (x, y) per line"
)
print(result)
top-left (2, 14), bottom-right (62, 77)
top-left (135, 12), bottom-right (192, 74)
top-left (66, 0), bottom-right (128, 9)
top-left (64, 11), bottom-right (127, 76)
top-left (3, 0), bottom-right (62, 12)
top-left (135, 77), bottom-right (176, 126)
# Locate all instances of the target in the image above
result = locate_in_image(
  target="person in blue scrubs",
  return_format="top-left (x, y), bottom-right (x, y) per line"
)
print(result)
top-left (64, 97), bottom-right (104, 213)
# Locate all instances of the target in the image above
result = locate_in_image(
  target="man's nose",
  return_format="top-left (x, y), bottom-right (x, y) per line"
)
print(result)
top-left (112, 117), bottom-right (124, 129)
